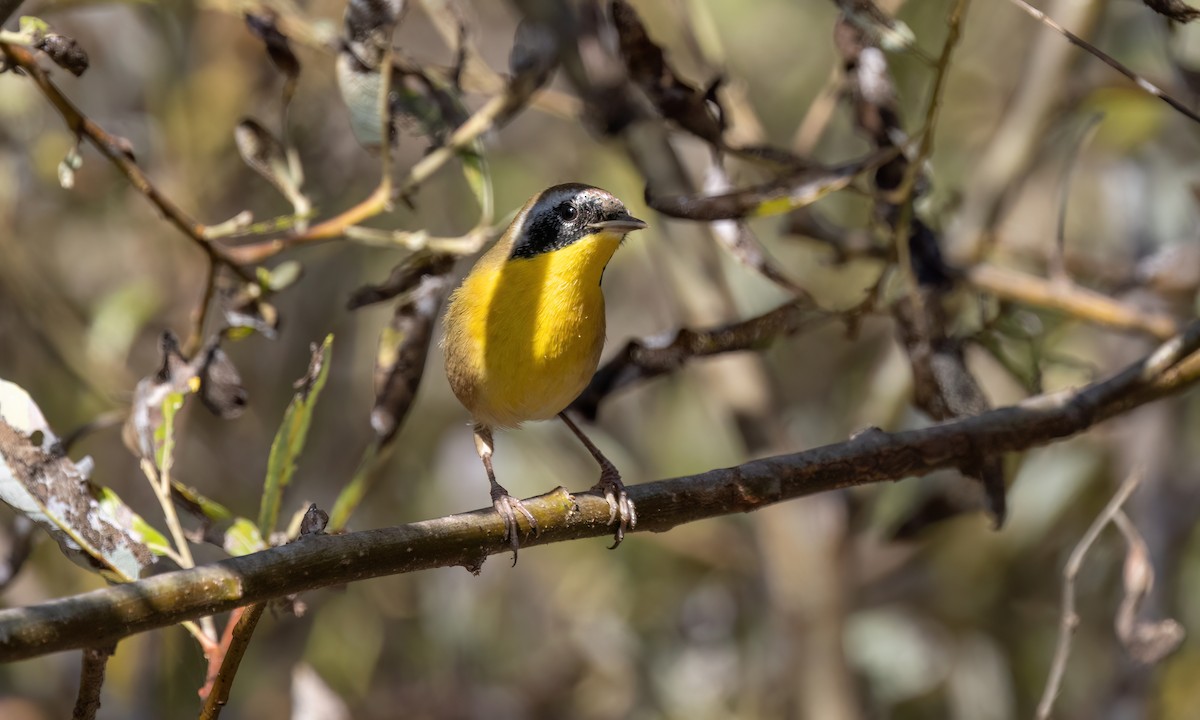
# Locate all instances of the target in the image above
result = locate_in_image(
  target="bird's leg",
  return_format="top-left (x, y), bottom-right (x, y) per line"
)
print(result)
top-left (473, 424), bottom-right (538, 565)
top-left (558, 412), bottom-right (636, 548)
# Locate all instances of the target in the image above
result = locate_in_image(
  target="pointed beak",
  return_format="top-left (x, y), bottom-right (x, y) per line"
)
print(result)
top-left (587, 212), bottom-right (647, 233)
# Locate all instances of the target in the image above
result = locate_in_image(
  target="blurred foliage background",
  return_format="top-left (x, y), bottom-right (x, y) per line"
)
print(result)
top-left (2, 0), bottom-right (1200, 718)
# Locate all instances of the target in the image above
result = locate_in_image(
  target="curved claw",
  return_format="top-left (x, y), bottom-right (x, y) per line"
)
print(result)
top-left (492, 491), bottom-right (538, 566)
top-left (593, 467), bottom-right (636, 549)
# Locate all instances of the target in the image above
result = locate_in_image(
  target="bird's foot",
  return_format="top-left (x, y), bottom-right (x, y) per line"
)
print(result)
top-left (491, 484), bottom-right (538, 566)
top-left (592, 465), bottom-right (636, 549)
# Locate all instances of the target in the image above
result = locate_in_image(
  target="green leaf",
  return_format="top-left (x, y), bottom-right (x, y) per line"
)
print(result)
top-left (258, 335), bottom-right (333, 536)
top-left (93, 485), bottom-right (172, 557)
top-left (153, 391), bottom-right (186, 471)
top-left (264, 260), bottom-right (303, 291)
top-left (459, 143), bottom-right (493, 226)
top-left (170, 481), bottom-right (267, 556)
top-left (224, 517), bottom-right (267, 557)
top-left (18, 16), bottom-right (50, 37)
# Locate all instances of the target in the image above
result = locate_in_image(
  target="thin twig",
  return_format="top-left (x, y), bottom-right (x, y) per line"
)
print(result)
top-left (0, 43), bottom-right (253, 281)
top-left (2, 320), bottom-right (1198, 661)
top-left (227, 81), bottom-right (527, 265)
top-left (967, 264), bottom-right (1180, 340)
top-left (790, 221), bottom-right (1183, 340)
top-left (184, 258), bottom-right (219, 358)
top-left (1051, 114), bottom-right (1103, 282)
top-left (1036, 467), bottom-right (1145, 720)
top-left (71, 644), bottom-right (116, 720)
top-left (571, 297), bottom-right (829, 417)
top-left (1006, 0), bottom-right (1200, 125)
top-left (890, 0), bottom-right (970, 324)
top-left (197, 604), bottom-right (267, 720)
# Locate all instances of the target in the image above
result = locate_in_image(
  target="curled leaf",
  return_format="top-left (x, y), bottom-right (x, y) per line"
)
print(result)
top-left (369, 259), bottom-right (455, 445)
top-left (235, 119), bottom-right (305, 207)
top-left (198, 345), bottom-right (248, 419)
top-left (123, 332), bottom-right (196, 461)
top-left (170, 481), bottom-right (265, 556)
top-left (1115, 512), bottom-right (1186, 663)
top-left (35, 33), bottom-right (89, 76)
top-left (299, 504), bottom-right (329, 537)
top-left (123, 332), bottom-right (247, 461)
top-left (348, 252), bottom-right (456, 309)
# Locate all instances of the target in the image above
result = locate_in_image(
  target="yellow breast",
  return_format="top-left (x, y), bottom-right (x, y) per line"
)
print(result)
top-left (442, 232), bottom-right (623, 428)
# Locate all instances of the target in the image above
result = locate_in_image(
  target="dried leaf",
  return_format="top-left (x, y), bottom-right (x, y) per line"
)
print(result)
top-left (611, 0), bottom-right (725, 147)
top-left (835, 17), bottom-right (903, 147)
top-left (198, 345), bottom-right (248, 419)
top-left (835, 0), bottom-right (920, 54)
top-left (244, 11), bottom-right (301, 81)
top-left (371, 265), bottom-right (454, 444)
top-left (35, 33), bottom-right (89, 76)
top-left (337, 0), bottom-right (406, 149)
top-left (123, 332), bottom-right (197, 461)
top-left (0, 379), bottom-right (158, 581)
top-left (348, 252), bottom-right (456, 309)
top-left (1143, 0), bottom-right (1200, 22)
top-left (1115, 512), bottom-right (1186, 663)
top-left (298, 504), bottom-right (329, 537)
top-left (221, 282), bottom-right (280, 340)
top-left (123, 332), bottom-right (247, 461)
top-left (235, 119), bottom-right (305, 207)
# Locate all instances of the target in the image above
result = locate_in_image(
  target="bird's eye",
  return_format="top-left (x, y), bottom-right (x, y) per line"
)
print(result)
top-left (556, 203), bottom-right (578, 222)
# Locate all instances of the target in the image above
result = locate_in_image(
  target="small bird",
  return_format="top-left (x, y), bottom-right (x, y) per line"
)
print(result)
top-left (442, 183), bottom-right (646, 561)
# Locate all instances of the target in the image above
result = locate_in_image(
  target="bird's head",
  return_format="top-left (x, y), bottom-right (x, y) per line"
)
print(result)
top-left (508, 183), bottom-right (647, 260)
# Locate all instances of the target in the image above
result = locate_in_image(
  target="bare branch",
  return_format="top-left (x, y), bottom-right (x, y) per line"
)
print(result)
top-left (72, 644), bottom-right (116, 720)
top-left (0, 43), bottom-right (252, 281)
top-left (0, 320), bottom-right (1198, 662)
top-left (571, 297), bottom-right (826, 419)
top-left (967, 264), bottom-right (1181, 340)
top-left (197, 604), bottom-right (267, 720)
top-left (1006, 0), bottom-right (1200, 125)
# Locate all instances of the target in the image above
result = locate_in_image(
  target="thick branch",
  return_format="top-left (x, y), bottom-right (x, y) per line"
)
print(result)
top-left (0, 321), bottom-right (1198, 662)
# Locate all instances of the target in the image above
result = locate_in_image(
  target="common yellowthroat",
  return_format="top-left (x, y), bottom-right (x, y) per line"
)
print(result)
top-left (442, 184), bottom-right (647, 560)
